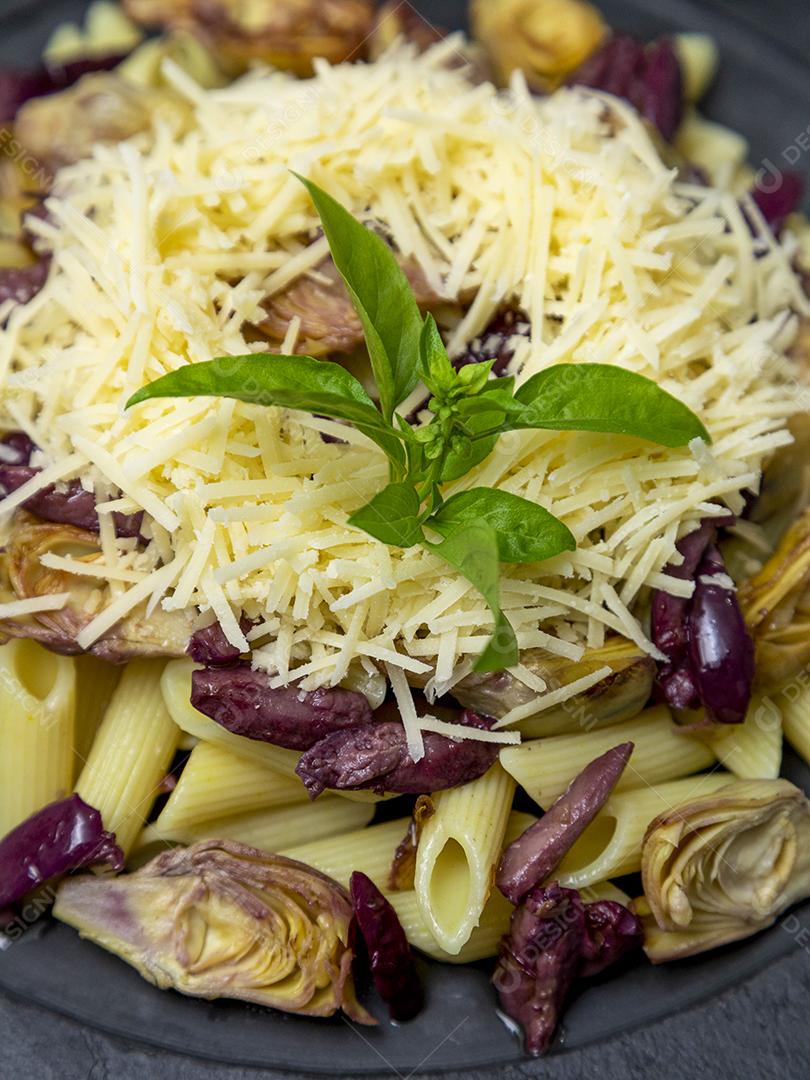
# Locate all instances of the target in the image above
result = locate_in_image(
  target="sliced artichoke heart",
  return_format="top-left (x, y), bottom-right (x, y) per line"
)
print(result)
top-left (639, 779), bottom-right (810, 962)
top-left (0, 512), bottom-right (195, 660)
top-left (447, 636), bottom-right (654, 737)
top-left (54, 839), bottom-right (373, 1022)
top-left (471, 0), bottom-right (607, 91)
top-left (739, 506), bottom-right (810, 691)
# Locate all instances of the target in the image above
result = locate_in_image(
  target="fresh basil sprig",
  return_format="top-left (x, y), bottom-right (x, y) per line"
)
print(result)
top-left (127, 177), bottom-right (710, 673)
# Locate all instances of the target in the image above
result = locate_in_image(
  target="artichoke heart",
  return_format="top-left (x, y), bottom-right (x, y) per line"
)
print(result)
top-left (471, 0), bottom-right (607, 91)
top-left (639, 779), bottom-right (810, 962)
top-left (739, 506), bottom-right (810, 692)
top-left (450, 637), bottom-right (655, 738)
top-left (0, 513), bottom-right (195, 660)
top-left (14, 73), bottom-right (169, 170)
top-left (125, 0), bottom-right (376, 77)
top-left (54, 839), bottom-right (374, 1022)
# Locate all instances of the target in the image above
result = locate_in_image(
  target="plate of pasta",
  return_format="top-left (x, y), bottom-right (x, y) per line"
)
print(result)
top-left (1, 0), bottom-right (810, 1071)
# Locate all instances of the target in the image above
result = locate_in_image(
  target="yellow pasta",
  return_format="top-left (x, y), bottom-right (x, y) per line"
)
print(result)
top-left (391, 888), bottom-right (514, 964)
top-left (777, 682), bottom-right (810, 767)
top-left (500, 706), bottom-right (716, 806)
top-left (414, 763), bottom-right (515, 955)
top-left (556, 772), bottom-right (733, 889)
top-left (161, 658), bottom-right (385, 803)
top-left (73, 654), bottom-right (122, 774)
top-left (0, 639), bottom-right (76, 835)
top-left (391, 879), bottom-right (633, 964)
top-left (704, 695), bottom-right (783, 780)
top-left (280, 817), bottom-right (411, 888)
top-left (154, 741), bottom-right (308, 834)
top-left (140, 795), bottom-right (373, 852)
top-left (75, 660), bottom-right (180, 856)
top-left (161, 658), bottom-right (301, 774)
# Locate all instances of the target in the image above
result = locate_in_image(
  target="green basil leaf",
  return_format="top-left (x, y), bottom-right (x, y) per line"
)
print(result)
top-left (419, 315), bottom-right (456, 395)
top-left (512, 363), bottom-right (711, 447)
top-left (425, 523), bottom-right (518, 672)
top-left (430, 488), bottom-right (575, 564)
top-left (348, 482), bottom-right (424, 547)
top-left (296, 175), bottom-right (424, 421)
top-left (440, 413), bottom-right (500, 482)
top-left (455, 359), bottom-right (494, 395)
top-left (126, 353), bottom-right (406, 471)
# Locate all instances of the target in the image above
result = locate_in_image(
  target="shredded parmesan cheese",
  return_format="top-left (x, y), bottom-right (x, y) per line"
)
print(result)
top-left (0, 41), bottom-right (805, 720)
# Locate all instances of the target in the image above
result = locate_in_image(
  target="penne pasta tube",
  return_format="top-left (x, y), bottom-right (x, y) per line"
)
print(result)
top-left (414, 763), bottom-right (515, 955)
top-left (391, 887), bottom-right (514, 964)
top-left (280, 817), bottom-right (411, 888)
top-left (392, 879), bottom-right (634, 964)
top-left (776, 682), bottom-right (810, 768)
top-left (161, 658), bottom-right (383, 803)
top-left (154, 741), bottom-right (308, 834)
top-left (161, 658), bottom-right (301, 776)
top-left (139, 795), bottom-right (373, 853)
top-left (500, 705), bottom-right (716, 806)
top-left (702, 694), bottom-right (783, 780)
top-left (73, 654), bottom-right (122, 773)
top-left (75, 660), bottom-right (180, 857)
top-left (0, 639), bottom-right (76, 835)
top-left (555, 772), bottom-right (733, 889)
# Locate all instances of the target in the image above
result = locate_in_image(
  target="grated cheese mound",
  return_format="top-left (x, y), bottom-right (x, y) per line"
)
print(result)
top-left (0, 39), bottom-right (807, 713)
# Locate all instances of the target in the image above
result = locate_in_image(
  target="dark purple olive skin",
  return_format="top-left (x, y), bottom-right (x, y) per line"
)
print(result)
top-left (493, 883), bottom-right (642, 1057)
top-left (494, 884), bottom-right (586, 1057)
top-left (0, 432), bottom-right (143, 537)
top-left (651, 517), bottom-right (752, 724)
top-left (0, 794), bottom-right (124, 909)
top-left (190, 663), bottom-right (373, 751)
top-left (650, 519), bottom-right (716, 667)
top-left (497, 743), bottom-right (633, 904)
top-left (0, 258), bottom-right (50, 307)
top-left (0, 54), bottom-right (128, 121)
top-left (187, 617), bottom-right (253, 665)
top-left (687, 544), bottom-right (755, 725)
top-left (296, 711), bottom-right (498, 798)
top-left (751, 170), bottom-right (804, 232)
top-left (349, 871), bottom-right (423, 1022)
top-left (569, 35), bottom-right (684, 142)
top-left (580, 899), bottom-right (643, 978)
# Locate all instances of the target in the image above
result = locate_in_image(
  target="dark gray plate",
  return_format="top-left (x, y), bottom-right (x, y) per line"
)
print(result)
top-left (1, 0), bottom-right (809, 1073)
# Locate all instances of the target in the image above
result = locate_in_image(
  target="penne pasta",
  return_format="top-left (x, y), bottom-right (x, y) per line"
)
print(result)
top-left (0, 639), bottom-right (76, 835)
top-left (703, 695), bottom-right (782, 780)
top-left (139, 795), bottom-right (373, 852)
top-left (75, 660), bottom-right (180, 857)
top-left (555, 772), bottom-right (733, 889)
top-left (161, 658), bottom-right (302, 776)
top-left (280, 818), bottom-right (411, 889)
top-left (778, 682), bottom-right (810, 768)
top-left (500, 705), bottom-right (716, 806)
top-left (391, 887), bottom-right (513, 964)
top-left (73, 654), bottom-right (122, 774)
top-left (390, 878), bottom-right (634, 964)
top-left (414, 763), bottom-right (515, 955)
top-left (161, 658), bottom-right (383, 803)
top-left (154, 741), bottom-right (309, 834)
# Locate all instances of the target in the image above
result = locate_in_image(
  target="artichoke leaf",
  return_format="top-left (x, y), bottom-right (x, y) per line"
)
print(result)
top-left (54, 839), bottom-right (374, 1022)
top-left (471, 0), bottom-right (607, 92)
top-left (739, 506), bottom-right (810, 691)
top-left (639, 778), bottom-right (810, 962)
top-left (436, 637), bottom-right (654, 737)
top-left (0, 513), bottom-right (196, 660)
top-left (124, 0), bottom-right (376, 77)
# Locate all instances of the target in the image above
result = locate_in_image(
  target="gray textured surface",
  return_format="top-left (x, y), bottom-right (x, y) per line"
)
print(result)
top-left (1, 948), bottom-right (809, 1078)
top-left (1, 0), bottom-right (809, 1076)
